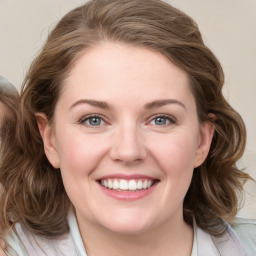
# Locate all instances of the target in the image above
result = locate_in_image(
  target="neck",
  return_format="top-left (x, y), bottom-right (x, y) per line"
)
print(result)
top-left (77, 213), bottom-right (193, 256)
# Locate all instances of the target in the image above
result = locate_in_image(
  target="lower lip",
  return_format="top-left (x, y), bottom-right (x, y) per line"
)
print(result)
top-left (98, 182), bottom-right (158, 201)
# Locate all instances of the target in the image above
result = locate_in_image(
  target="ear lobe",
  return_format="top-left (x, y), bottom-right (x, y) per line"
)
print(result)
top-left (35, 113), bottom-right (60, 169)
top-left (194, 117), bottom-right (215, 168)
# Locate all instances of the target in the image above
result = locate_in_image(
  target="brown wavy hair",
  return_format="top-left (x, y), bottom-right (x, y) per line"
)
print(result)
top-left (0, 0), bottom-right (250, 237)
top-left (0, 80), bottom-right (19, 150)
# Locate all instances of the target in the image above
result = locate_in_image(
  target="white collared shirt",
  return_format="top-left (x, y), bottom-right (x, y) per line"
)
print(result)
top-left (5, 209), bottom-right (253, 256)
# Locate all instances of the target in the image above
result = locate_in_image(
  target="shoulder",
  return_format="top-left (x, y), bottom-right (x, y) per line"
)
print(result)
top-left (231, 217), bottom-right (256, 256)
top-left (4, 230), bottom-right (25, 256)
top-left (4, 221), bottom-right (78, 256)
top-left (4, 223), bottom-right (28, 256)
top-left (194, 219), bottom-right (248, 256)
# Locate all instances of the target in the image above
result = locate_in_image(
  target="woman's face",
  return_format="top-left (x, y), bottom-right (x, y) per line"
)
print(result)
top-left (39, 42), bottom-right (213, 235)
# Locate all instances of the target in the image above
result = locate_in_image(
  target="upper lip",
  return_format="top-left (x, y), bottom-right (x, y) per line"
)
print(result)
top-left (97, 174), bottom-right (158, 180)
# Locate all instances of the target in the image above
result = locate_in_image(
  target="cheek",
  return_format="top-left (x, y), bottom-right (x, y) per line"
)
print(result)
top-left (56, 132), bottom-right (108, 176)
top-left (148, 132), bottom-right (198, 174)
top-left (146, 133), bottom-right (198, 216)
top-left (55, 133), bottom-right (109, 206)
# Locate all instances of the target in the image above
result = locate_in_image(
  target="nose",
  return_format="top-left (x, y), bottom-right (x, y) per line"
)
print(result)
top-left (110, 123), bottom-right (147, 165)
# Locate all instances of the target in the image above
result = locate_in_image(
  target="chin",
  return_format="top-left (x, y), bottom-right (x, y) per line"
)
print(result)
top-left (104, 222), bottom-right (152, 235)
top-left (97, 210), bottom-right (155, 235)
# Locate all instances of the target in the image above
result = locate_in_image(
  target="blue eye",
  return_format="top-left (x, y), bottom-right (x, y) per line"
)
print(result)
top-left (150, 115), bottom-right (174, 126)
top-left (83, 116), bottom-right (105, 126)
top-left (153, 117), bottom-right (169, 125)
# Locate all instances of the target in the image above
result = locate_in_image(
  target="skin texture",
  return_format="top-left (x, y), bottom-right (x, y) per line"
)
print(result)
top-left (37, 42), bottom-right (214, 256)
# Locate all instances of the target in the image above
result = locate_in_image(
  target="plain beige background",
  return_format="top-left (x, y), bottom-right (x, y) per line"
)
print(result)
top-left (0, 0), bottom-right (255, 217)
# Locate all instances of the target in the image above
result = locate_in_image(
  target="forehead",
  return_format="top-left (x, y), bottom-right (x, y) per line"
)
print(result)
top-left (59, 42), bottom-right (195, 109)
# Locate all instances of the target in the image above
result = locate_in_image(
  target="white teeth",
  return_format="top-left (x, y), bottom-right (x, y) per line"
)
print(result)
top-left (119, 180), bottom-right (128, 190)
top-left (113, 180), bottom-right (119, 189)
top-left (128, 180), bottom-right (137, 190)
top-left (143, 180), bottom-right (148, 189)
top-left (100, 178), bottom-right (155, 191)
top-left (108, 179), bottom-right (113, 189)
top-left (137, 180), bottom-right (143, 189)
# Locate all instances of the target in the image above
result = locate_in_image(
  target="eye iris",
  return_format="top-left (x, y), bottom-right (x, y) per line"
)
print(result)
top-left (89, 117), bottom-right (101, 126)
top-left (155, 117), bottom-right (167, 125)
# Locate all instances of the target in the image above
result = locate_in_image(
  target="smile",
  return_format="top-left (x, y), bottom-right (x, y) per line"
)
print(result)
top-left (99, 178), bottom-right (157, 191)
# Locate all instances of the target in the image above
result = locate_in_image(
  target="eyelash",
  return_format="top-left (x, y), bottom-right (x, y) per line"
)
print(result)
top-left (79, 114), bottom-right (106, 127)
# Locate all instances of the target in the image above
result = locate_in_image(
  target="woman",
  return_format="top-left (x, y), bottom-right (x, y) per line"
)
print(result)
top-left (0, 0), bottom-right (253, 255)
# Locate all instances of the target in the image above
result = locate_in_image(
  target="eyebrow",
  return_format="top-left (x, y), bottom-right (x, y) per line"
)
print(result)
top-left (70, 99), bottom-right (111, 110)
top-left (144, 99), bottom-right (186, 110)
top-left (70, 98), bottom-right (186, 111)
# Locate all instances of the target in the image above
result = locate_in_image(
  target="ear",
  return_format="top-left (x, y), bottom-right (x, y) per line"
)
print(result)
top-left (194, 115), bottom-right (215, 168)
top-left (35, 113), bottom-right (60, 169)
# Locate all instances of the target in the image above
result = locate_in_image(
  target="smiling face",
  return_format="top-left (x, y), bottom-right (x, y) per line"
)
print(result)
top-left (38, 42), bottom-right (214, 237)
